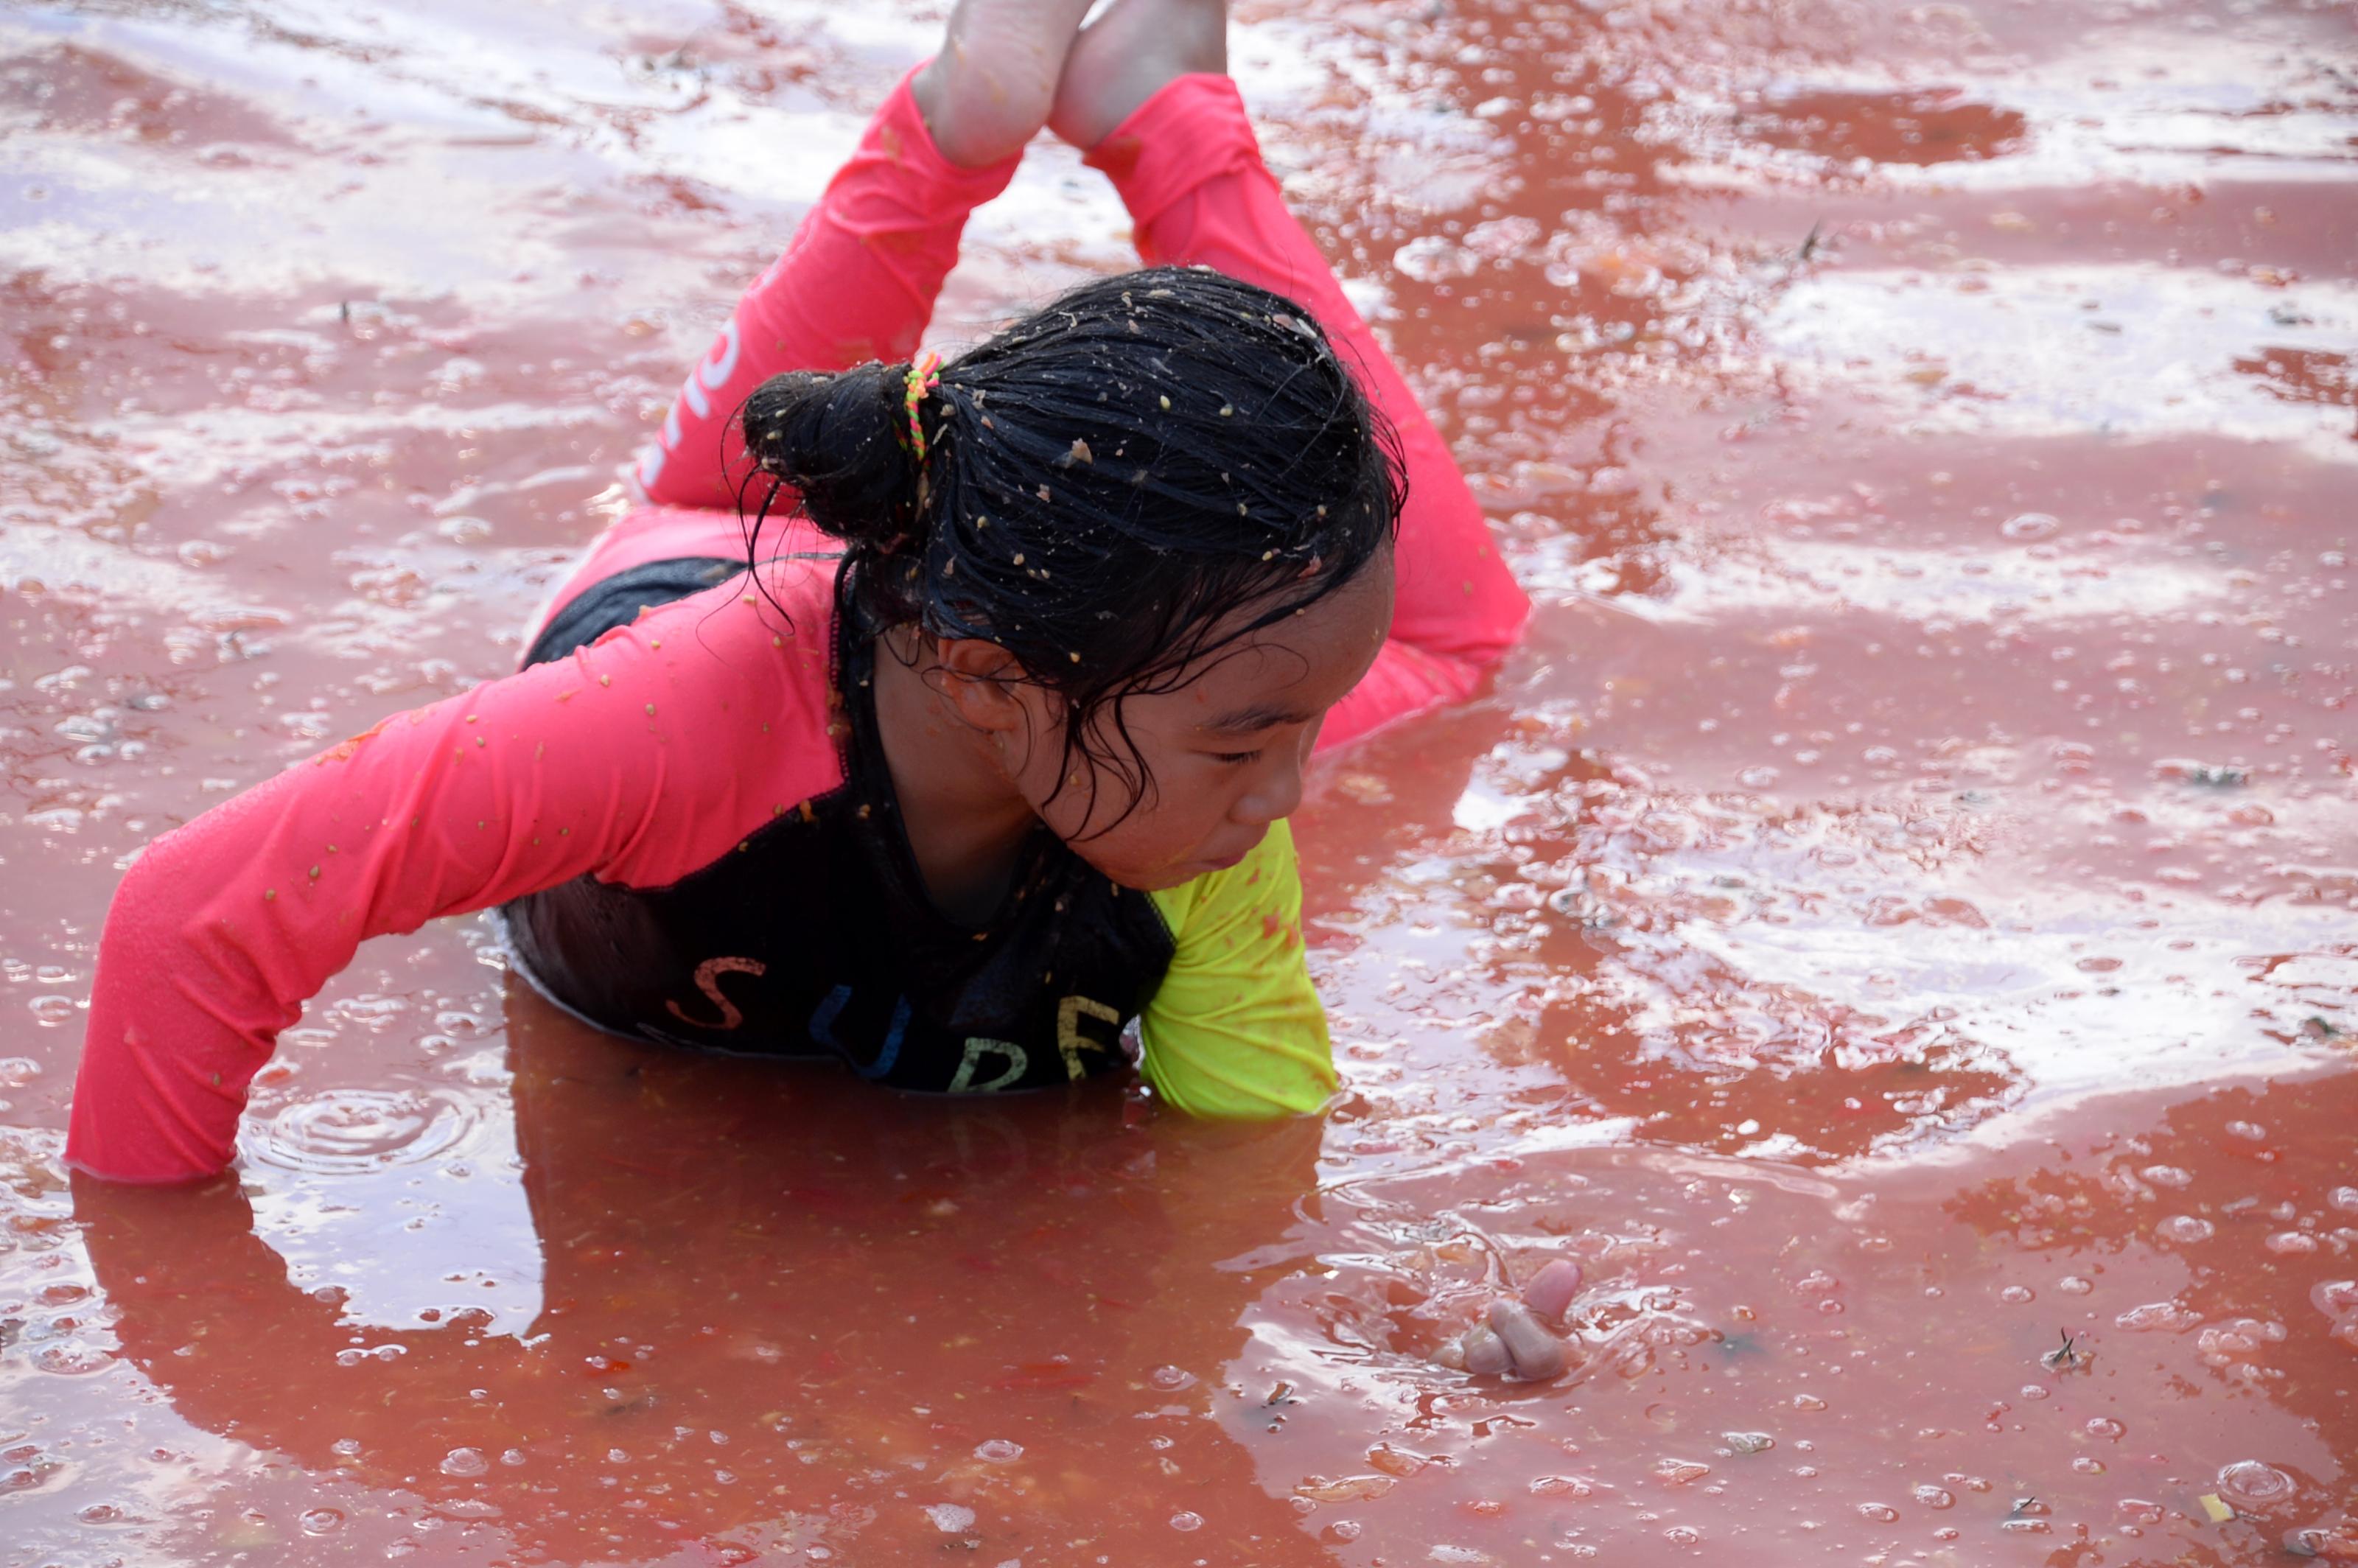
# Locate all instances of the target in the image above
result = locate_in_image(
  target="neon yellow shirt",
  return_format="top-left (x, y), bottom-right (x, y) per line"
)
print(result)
top-left (1141, 820), bottom-right (1336, 1118)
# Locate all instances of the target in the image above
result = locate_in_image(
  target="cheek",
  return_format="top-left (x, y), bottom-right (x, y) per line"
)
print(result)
top-left (1046, 755), bottom-right (1232, 875)
top-left (1005, 699), bottom-right (1089, 802)
top-left (1013, 730), bottom-right (1144, 839)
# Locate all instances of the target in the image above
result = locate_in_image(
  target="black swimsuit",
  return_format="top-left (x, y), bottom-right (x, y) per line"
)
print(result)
top-left (503, 559), bottom-right (1177, 1093)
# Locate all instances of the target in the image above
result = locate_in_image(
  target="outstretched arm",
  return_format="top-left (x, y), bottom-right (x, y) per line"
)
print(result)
top-left (67, 582), bottom-right (838, 1183)
top-left (1084, 74), bottom-right (1530, 749)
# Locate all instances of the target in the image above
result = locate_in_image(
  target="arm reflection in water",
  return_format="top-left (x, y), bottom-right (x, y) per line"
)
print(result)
top-left (75, 981), bottom-right (1342, 1564)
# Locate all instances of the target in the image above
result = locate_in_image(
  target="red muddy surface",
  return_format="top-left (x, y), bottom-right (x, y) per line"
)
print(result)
top-left (2, 0), bottom-right (2354, 1564)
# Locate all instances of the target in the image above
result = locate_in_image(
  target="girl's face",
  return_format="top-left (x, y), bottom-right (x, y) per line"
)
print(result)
top-left (1004, 554), bottom-right (1396, 890)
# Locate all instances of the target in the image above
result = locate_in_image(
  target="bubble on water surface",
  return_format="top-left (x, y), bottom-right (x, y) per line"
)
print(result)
top-left (1914, 1485), bottom-right (1955, 1509)
top-left (2001, 512), bottom-right (2060, 539)
top-left (2217, 1460), bottom-right (2295, 1505)
top-left (1148, 1365), bottom-right (1195, 1390)
top-left (1393, 237), bottom-right (1481, 284)
top-left (1722, 1432), bottom-right (1774, 1455)
top-left (2085, 1417), bottom-right (2127, 1441)
top-left (2057, 1275), bottom-right (2093, 1294)
top-left (973, 1440), bottom-right (1023, 1463)
top-left (2266, 1231), bottom-right (2316, 1253)
top-left (2115, 1301), bottom-right (2202, 1332)
top-left (251, 1087), bottom-right (478, 1172)
top-left (2197, 1318), bottom-right (2287, 1365)
top-left (1530, 1474), bottom-right (1592, 1496)
top-left (37, 1343), bottom-right (111, 1375)
top-left (3, 1453), bottom-right (61, 1493)
top-left (2285, 1527), bottom-right (2358, 1558)
top-left (2332, 1188), bottom-right (2358, 1213)
top-left (2157, 1214), bottom-right (2215, 1244)
top-left (334, 1343), bottom-right (405, 1366)
top-left (2141, 1164), bottom-right (2193, 1188)
top-left (439, 1447), bottom-right (487, 1477)
top-left (1169, 1511), bottom-right (1203, 1531)
top-left (300, 1508), bottom-right (343, 1533)
top-left (1858, 1502), bottom-right (1900, 1522)
top-left (924, 1503), bottom-right (976, 1533)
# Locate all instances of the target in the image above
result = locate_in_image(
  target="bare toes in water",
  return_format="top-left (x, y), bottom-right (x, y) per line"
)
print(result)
top-left (1049, 0), bottom-right (1228, 152)
top-left (914, 0), bottom-right (1100, 169)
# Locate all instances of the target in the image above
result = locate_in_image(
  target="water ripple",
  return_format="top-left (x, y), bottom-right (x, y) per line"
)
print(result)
top-left (245, 1087), bottom-right (480, 1174)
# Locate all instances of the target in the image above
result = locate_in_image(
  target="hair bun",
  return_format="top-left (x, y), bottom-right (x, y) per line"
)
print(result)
top-left (738, 363), bottom-right (920, 550)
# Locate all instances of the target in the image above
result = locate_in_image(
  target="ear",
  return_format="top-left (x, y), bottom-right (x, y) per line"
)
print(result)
top-left (931, 637), bottom-right (1032, 735)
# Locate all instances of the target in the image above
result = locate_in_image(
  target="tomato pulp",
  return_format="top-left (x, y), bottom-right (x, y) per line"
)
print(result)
top-left (1, 0), bottom-right (2351, 1563)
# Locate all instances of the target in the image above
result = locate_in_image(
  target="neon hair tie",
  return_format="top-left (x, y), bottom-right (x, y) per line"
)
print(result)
top-left (903, 351), bottom-right (942, 462)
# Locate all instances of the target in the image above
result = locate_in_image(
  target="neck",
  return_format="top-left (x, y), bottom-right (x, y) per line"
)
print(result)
top-left (869, 627), bottom-right (1040, 923)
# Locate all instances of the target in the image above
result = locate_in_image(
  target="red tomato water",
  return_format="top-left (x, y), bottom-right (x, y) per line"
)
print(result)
top-left (1, 0), bottom-right (2351, 1564)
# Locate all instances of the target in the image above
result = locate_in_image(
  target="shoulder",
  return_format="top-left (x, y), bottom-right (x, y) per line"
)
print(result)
top-left (598, 555), bottom-right (840, 718)
top-left (1147, 819), bottom-right (1305, 953)
top-left (1134, 819), bottom-right (1331, 1118)
top-left (550, 556), bottom-right (851, 884)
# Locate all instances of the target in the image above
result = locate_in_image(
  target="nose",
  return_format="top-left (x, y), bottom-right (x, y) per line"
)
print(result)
top-left (1231, 746), bottom-right (1306, 827)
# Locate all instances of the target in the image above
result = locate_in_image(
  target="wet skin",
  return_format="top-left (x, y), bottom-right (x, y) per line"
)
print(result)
top-left (874, 553), bottom-right (1394, 917)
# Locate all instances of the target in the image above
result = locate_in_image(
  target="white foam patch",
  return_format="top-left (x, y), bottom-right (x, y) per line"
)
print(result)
top-left (924, 1503), bottom-right (978, 1533)
top-left (1763, 265), bottom-right (2357, 463)
top-left (1530, 536), bottom-right (2227, 629)
top-left (1662, 21), bottom-right (2358, 190)
top-left (1618, 868), bottom-right (2350, 1144)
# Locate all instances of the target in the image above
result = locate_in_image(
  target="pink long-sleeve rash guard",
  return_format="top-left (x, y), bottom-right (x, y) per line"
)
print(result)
top-left (69, 553), bottom-right (1340, 1183)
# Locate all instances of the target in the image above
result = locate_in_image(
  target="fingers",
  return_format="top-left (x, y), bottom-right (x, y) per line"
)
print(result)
top-left (1486, 1298), bottom-right (1568, 1380)
top-left (1522, 1257), bottom-right (1583, 1323)
top-left (1443, 1256), bottom-right (1585, 1382)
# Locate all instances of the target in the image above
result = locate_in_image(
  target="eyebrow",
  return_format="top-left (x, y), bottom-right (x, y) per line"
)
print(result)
top-left (1203, 702), bottom-right (1320, 735)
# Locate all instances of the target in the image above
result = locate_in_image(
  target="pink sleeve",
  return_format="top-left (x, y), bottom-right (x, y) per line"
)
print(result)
top-left (634, 68), bottom-right (1021, 511)
top-left (1085, 74), bottom-right (1530, 752)
top-left (66, 580), bottom-right (842, 1183)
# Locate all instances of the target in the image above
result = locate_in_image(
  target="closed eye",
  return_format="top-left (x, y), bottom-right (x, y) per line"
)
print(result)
top-left (1211, 749), bottom-right (1263, 766)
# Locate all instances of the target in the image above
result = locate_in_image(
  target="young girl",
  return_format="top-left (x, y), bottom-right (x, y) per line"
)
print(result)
top-left (66, 0), bottom-right (1528, 1183)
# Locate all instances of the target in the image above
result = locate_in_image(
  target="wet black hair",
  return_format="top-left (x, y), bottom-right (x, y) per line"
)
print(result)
top-left (734, 265), bottom-right (1404, 821)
